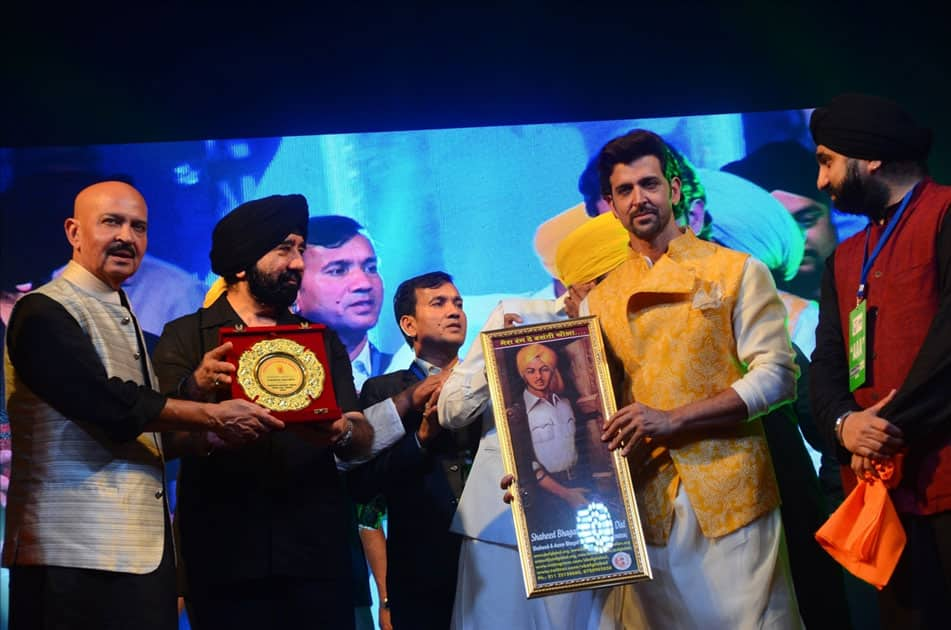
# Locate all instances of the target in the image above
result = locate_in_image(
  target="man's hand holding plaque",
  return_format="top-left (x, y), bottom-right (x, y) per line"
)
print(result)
top-left (207, 398), bottom-right (285, 445)
top-left (160, 397), bottom-right (284, 455)
top-left (183, 341), bottom-right (237, 401)
top-left (288, 410), bottom-right (373, 457)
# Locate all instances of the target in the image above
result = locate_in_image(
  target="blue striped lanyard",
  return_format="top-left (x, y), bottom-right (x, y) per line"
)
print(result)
top-left (857, 183), bottom-right (918, 301)
top-left (408, 361), bottom-right (428, 381)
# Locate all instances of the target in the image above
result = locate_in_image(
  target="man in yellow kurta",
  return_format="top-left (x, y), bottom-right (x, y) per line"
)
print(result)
top-left (582, 130), bottom-right (802, 628)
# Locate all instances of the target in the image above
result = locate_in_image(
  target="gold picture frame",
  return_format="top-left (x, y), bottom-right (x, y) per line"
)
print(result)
top-left (482, 316), bottom-right (651, 597)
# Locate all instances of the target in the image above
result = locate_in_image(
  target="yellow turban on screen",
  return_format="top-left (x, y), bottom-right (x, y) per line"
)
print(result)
top-left (554, 212), bottom-right (629, 287)
top-left (533, 202), bottom-right (590, 277)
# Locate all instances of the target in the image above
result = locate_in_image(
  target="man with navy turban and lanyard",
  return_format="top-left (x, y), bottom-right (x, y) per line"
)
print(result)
top-left (809, 93), bottom-right (951, 628)
top-left (153, 195), bottom-right (374, 630)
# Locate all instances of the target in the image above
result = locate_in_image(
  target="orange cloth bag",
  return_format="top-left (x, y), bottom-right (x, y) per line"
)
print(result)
top-left (815, 455), bottom-right (906, 590)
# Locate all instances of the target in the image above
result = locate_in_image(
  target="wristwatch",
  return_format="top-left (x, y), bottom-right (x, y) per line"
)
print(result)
top-left (333, 418), bottom-right (354, 450)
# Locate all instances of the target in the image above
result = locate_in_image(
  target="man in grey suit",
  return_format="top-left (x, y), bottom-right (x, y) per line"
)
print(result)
top-left (3, 181), bottom-right (282, 630)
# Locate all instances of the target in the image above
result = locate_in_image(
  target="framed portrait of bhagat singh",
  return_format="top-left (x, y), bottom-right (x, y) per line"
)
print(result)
top-left (482, 316), bottom-right (651, 597)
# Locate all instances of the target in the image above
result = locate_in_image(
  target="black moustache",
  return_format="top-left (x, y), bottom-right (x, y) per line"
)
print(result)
top-left (107, 244), bottom-right (136, 256)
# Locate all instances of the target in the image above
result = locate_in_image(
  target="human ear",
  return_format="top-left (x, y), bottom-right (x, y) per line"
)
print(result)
top-left (64, 217), bottom-right (80, 248)
top-left (399, 314), bottom-right (417, 340)
top-left (669, 176), bottom-right (683, 207)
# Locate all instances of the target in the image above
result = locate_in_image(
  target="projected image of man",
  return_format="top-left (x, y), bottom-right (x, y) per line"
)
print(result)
top-left (297, 215), bottom-right (392, 391)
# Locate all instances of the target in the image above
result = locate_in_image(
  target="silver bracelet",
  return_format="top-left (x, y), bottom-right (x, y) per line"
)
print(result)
top-left (834, 411), bottom-right (852, 446)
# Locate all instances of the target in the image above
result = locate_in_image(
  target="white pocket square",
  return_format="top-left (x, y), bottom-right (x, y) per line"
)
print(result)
top-left (692, 283), bottom-right (724, 310)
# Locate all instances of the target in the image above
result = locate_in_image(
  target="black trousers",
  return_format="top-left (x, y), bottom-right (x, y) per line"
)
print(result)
top-left (186, 575), bottom-right (355, 630)
top-left (878, 510), bottom-right (951, 629)
top-left (9, 524), bottom-right (177, 630)
top-left (388, 582), bottom-right (456, 630)
top-left (762, 406), bottom-right (852, 628)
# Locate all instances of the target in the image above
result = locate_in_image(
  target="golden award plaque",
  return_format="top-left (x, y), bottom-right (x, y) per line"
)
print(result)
top-left (237, 338), bottom-right (323, 411)
top-left (220, 324), bottom-right (341, 422)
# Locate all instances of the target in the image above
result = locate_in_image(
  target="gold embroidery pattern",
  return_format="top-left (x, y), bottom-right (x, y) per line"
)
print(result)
top-left (589, 233), bottom-right (779, 543)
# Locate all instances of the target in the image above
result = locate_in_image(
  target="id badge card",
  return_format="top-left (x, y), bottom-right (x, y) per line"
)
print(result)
top-left (848, 300), bottom-right (867, 392)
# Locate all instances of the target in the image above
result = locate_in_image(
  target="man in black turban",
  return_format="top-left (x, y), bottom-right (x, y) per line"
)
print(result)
top-left (810, 93), bottom-right (932, 219)
top-left (209, 194), bottom-right (310, 309)
top-left (809, 94), bottom-right (951, 629)
top-left (153, 194), bottom-right (375, 630)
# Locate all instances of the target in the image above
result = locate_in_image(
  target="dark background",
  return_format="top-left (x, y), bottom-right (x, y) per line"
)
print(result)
top-left (2, 2), bottom-right (948, 178)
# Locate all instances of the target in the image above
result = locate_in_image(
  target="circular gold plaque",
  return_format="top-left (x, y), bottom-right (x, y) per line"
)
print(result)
top-left (257, 354), bottom-right (305, 396)
top-left (237, 338), bottom-right (324, 411)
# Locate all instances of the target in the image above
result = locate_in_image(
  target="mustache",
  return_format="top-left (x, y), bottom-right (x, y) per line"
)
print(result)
top-left (106, 242), bottom-right (136, 257)
top-left (632, 202), bottom-right (660, 216)
top-left (280, 270), bottom-right (302, 285)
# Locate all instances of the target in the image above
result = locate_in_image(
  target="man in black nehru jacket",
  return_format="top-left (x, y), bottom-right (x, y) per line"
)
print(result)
top-left (154, 194), bottom-right (374, 630)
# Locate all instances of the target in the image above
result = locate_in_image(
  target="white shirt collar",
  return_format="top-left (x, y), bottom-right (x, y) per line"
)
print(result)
top-left (60, 260), bottom-right (122, 305)
top-left (523, 387), bottom-right (560, 410)
top-left (413, 356), bottom-right (443, 376)
top-left (353, 339), bottom-right (372, 373)
top-left (351, 338), bottom-right (373, 392)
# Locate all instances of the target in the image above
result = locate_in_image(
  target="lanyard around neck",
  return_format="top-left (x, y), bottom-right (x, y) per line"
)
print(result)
top-left (857, 183), bottom-right (918, 301)
top-left (409, 361), bottom-right (428, 381)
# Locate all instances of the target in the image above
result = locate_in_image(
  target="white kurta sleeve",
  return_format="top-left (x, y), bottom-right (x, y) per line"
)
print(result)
top-left (335, 397), bottom-right (406, 471)
top-left (729, 257), bottom-right (799, 418)
top-left (437, 302), bottom-right (505, 429)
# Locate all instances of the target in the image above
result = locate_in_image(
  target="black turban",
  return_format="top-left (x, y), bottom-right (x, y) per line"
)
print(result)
top-left (810, 93), bottom-right (932, 162)
top-left (210, 194), bottom-right (309, 276)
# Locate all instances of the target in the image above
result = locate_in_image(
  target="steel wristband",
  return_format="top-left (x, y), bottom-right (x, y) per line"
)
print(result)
top-left (834, 410), bottom-right (853, 446)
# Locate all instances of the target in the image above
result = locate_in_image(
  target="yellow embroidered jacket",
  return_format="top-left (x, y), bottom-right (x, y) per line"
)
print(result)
top-left (587, 230), bottom-right (782, 545)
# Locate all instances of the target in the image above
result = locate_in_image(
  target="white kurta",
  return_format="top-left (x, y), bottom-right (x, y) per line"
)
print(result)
top-left (618, 486), bottom-right (802, 630)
